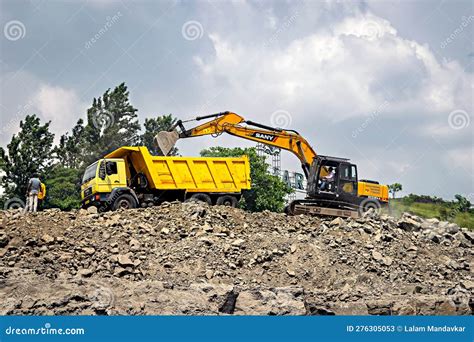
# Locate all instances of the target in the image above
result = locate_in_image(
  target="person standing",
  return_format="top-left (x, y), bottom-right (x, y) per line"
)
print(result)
top-left (37, 182), bottom-right (46, 210)
top-left (25, 173), bottom-right (41, 212)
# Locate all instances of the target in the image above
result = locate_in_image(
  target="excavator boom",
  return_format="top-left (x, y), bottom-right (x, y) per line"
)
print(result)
top-left (155, 111), bottom-right (317, 177)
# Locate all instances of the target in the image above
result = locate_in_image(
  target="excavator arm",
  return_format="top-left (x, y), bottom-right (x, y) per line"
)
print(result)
top-left (155, 111), bottom-right (317, 177)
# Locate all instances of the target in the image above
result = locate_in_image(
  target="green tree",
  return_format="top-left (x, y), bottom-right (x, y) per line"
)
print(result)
top-left (48, 83), bottom-right (142, 210)
top-left (200, 146), bottom-right (292, 212)
top-left (0, 115), bottom-right (54, 200)
top-left (454, 194), bottom-right (471, 212)
top-left (141, 115), bottom-right (179, 155)
top-left (43, 166), bottom-right (82, 210)
top-left (388, 183), bottom-right (403, 199)
top-left (82, 82), bottom-right (141, 166)
top-left (54, 119), bottom-right (86, 169)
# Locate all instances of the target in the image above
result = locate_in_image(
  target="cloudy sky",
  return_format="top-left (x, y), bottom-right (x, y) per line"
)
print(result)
top-left (1, 0), bottom-right (473, 200)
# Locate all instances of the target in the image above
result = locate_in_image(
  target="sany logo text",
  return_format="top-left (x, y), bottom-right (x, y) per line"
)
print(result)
top-left (251, 132), bottom-right (277, 142)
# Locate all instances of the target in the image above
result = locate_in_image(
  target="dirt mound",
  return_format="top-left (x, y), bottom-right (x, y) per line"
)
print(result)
top-left (1, 202), bottom-right (472, 315)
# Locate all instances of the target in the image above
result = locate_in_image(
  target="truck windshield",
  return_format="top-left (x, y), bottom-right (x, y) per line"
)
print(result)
top-left (82, 161), bottom-right (98, 184)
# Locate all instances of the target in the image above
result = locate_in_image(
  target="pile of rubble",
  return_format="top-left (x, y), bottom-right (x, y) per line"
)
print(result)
top-left (0, 202), bottom-right (472, 315)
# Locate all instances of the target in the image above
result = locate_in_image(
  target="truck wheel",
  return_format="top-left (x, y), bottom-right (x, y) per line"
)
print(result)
top-left (187, 193), bottom-right (212, 205)
top-left (112, 194), bottom-right (137, 210)
top-left (4, 198), bottom-right (25, 210)
top-left (216, 195), bottom-right (238, 207)
top-left (284, 201), bottom-right (296, 215)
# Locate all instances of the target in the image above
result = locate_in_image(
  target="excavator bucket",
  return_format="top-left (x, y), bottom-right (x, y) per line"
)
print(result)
top-left (154, 130), bottom-right (179, 156)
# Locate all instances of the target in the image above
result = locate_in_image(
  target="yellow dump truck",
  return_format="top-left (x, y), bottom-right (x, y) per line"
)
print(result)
top-left (81, 146), bottom-right (251, 210)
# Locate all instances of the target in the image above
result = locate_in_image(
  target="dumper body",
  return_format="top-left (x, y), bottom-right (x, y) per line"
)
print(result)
top-left (81, 146), bottom-right (251, 210)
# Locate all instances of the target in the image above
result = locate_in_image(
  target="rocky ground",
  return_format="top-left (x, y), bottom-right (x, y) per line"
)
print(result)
top-left (0, 202), bottom-right (473, 315)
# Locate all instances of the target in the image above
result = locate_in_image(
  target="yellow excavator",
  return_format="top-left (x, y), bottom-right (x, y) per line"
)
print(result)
top-left (155, 111), bottom-right (389, 217)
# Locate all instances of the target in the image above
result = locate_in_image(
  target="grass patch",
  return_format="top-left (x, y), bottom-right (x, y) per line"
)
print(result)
top-left (454, 212), bottom-right (474, 230)
top-left (389, 198), bottom-right (474, 230)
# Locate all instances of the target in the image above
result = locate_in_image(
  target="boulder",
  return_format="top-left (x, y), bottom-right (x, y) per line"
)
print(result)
top-left (330, 217), bottom-right (345, 227)
top-left (445, 223), bottom-right (460, 235)
top-left (0, 233), bottom-right (9, 248)
top-left (117, 254), bottom-right (134, 267)
top-left (398, 217), bottom-right (421, 231)
top-left (234, 287), bottom-right (305, 315)
top-left (372, 250), bottom-right (383, 262)
top-left (83, 247), bottom-right (96, 255)
top-left (462, 231), bottom-right (474, 243)
top-left (87, 206), bottom-right (98, 214)
top-left (427, 232), bottom-right (441, 243)
top-left (41, 234), bottom-right (55, 244)
top-left (77, 268), bottom-right (94, 277)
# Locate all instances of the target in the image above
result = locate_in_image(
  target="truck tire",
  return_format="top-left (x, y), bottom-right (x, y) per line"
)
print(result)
top-left (4, 198), bottom-right (25, 210)
top-left (112, 193), bottom-right (137, 210)
top-left (284, 201), bottom-right (296, 215)
top-left (216, 195), bottom-right (238, 207)
top-left (187, 193), bottom-right (212, 205)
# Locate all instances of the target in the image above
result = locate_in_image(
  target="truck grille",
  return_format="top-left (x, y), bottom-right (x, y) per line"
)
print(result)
top-left (84, 187), bottom-right (92, 197)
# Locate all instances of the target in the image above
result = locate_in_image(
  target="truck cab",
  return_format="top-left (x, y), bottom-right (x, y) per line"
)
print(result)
top-left (81, 158), bottom-right (129, 209)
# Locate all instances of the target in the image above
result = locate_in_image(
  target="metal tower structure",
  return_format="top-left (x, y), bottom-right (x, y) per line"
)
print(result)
top-left (256, 143), bottom-right (281, 177)
top-left (255, 143), bottom-right (309, 204)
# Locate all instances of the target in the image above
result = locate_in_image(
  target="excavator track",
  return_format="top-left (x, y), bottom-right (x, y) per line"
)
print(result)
top-left (289, 199), bottom-right (360, 218)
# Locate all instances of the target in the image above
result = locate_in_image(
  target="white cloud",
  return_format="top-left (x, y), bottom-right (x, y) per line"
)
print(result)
top-left (334, 13), bottom-right (397, 40)
top-left (32, 84), bottom-right (87, 140)
top-left (0, 71), bottom-right (88, 144)
top-left (194, 11), bottom-right (472, 124)
top-left (184, 7), bottom-right (473, 199)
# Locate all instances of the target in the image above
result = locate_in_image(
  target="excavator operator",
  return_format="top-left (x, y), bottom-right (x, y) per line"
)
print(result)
top-left (319, 167), bottom-right (336, 191)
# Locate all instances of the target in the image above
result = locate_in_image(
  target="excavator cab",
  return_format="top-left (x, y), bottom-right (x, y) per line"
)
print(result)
top-left (307, 156), bottom-right (359, 208)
